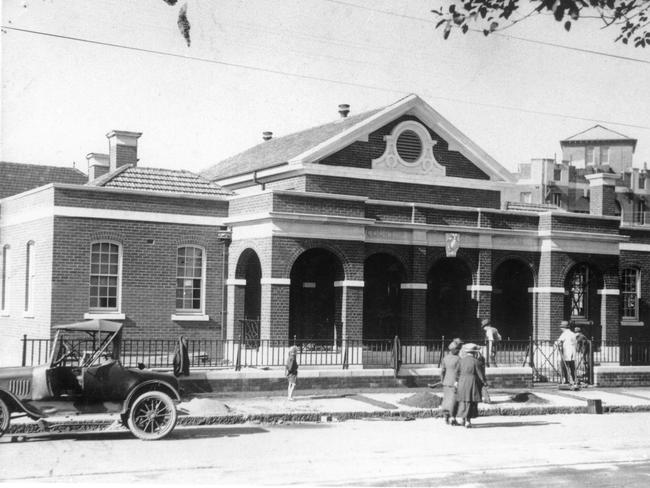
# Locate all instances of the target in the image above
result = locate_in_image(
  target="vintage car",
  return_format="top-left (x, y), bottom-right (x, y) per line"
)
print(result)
top-left (0, 319), bottom-right (181, 440)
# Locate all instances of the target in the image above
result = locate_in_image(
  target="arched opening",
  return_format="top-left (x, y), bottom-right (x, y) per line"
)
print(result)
top-left (564, 263), bottom-right (603, 343)
top-left (426, 257), bottom-right (474, 339)
top-left (289, 248), bottom-right (344, 341)
top-left (234, 249), bottom-right (262, 344)
top-left (363, 253), bottom-right (405, 340)
top-left (492, 259), bottom-right (534, 340)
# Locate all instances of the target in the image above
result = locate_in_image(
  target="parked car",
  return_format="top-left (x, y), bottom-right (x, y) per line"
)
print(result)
top-left (0, 319), bottom-right (181, 440)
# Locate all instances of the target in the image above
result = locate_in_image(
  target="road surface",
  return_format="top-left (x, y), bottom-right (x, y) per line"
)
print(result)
top-left (2, 412), bottom-right (650, 486)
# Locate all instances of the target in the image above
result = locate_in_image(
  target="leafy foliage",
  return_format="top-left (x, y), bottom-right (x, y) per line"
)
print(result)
top-left (161, 0), bottom-right (191, 47)
top-left (432, 0), bottom-right (650, 47)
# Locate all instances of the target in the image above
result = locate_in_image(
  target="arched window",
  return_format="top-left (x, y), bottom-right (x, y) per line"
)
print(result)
top-left (176, 246), bottom-right (205, 313)
top-left (89, 242), bottom-right (121, 311)
top-left (25, 241), bottom-right (35, 313)
top-left (621, 268), bottom-right (640, 320)
top-left (1, 245), bottom-right (9, 312)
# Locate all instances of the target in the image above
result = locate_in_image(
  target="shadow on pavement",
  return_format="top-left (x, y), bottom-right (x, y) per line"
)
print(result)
top-left (471, 420), bottom-right (560, 428)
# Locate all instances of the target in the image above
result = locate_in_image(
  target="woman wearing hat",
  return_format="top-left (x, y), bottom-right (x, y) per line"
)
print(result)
top-left (455, 343), bottom-right (487, 428)
top-left (440, 338), bottom-right (463, 425)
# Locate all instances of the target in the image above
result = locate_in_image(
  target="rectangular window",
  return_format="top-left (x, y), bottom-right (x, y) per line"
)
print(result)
top-left (634, 200), bottom-right (646, 225)
top-left (600, 146), bottom-right (609, 164)
top-left (520, 192), bottom-right (532, 203)
top-left (552, 193), bottom-right (562, 207)
top-left (639, 174), bottom-right (646, 190)
top-left (25, 242), bottom-right (35, 312)
top-left (89, 242), bottom-right (121, 311)
top-left (622, 269), bottom-right (640, 320)
top-left (176, 246), bottom-right (204, 312)
top-left (586, 146), bottom-right (595, 165)
top-left (1, 246), bottom-right (9, 311)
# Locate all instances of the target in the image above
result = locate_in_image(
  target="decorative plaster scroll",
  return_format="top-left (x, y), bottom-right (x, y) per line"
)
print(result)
top-left (371, 120), bottom-right (445, 176)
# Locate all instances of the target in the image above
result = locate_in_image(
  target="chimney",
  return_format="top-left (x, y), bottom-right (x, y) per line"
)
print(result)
top-left (585, 172), bottom-right (619, 216)
top-left (106, 130), bottom-right (142, 171)
top-left (86, 153), bottom-right (110, 182)
top-left (262, 131), bottom-right (273, 141)
top-left (338, 104), bottom-right (350, 118)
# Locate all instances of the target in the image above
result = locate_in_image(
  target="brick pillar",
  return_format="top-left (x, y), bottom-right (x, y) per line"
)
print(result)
top-left (225, 279), bottom-right (246, 340)
top-left (599, 270), bottom-right (620, 343)
top-left (533, 239), bottom-right (566, 340)
top-left (335, 280), bottom-right (364, 341)
top-left (260, 278), bottom-right (290, 340)
top-left (401, 245), bottom-right (428, 340)
top-left (585, 173), bottom-right (620, 216)
top-left (474, 245), bottom-right (493, 333)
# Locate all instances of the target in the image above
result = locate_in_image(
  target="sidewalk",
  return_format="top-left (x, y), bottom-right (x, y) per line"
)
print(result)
top-left (8, 385), bottom-right (650, 436)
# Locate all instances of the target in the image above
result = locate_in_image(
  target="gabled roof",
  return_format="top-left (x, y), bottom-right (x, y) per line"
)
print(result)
top-left (561, 125), bottom-right (637, 149)
top-left (89, 165), bottom-right (232, 197)
top-left (200, 108), bottom-right (383, 181)
top-left (202, 94), bottom-right (515, 183)
top-left (0, 161), bottom-right (87, 200)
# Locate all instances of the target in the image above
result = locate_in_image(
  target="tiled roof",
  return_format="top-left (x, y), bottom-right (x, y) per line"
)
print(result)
top-left (562, 125), bottom-right (636, 144)
top-left (0, 161), bottom-right (87, 200)
top-left (91, 166), bottom-right (231, 196)
top-left (201, 108), bottom-right (383, 181)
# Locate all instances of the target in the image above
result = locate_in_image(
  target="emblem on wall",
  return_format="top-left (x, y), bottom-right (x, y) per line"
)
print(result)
top-left (445, 233), bottom-right (460, 257)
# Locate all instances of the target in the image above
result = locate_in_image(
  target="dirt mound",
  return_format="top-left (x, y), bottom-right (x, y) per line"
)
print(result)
top-left (398, 391), bottom-right (442, 409)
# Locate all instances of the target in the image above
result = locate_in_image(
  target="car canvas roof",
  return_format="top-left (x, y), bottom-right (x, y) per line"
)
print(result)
top-left (53, 319), bottom-right (123, 333)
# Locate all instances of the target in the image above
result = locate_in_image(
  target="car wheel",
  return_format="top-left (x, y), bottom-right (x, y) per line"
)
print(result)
top-left (127, 391), bottom-right (177, 441)
top-left (0, 398), bottom-right (10, 437)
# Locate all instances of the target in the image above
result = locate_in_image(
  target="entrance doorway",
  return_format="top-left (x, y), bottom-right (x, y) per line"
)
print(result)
top-left (492, 259), bottom-right (534, 340)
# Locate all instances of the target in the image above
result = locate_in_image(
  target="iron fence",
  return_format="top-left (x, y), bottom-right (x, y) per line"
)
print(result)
top-left (20, 335), bottom-right (650, 379)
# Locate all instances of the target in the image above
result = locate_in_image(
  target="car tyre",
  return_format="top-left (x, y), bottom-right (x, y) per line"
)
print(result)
top-left (0, 397), bottom-right (10, 437)
top-left (127, 391), bottom-right (177, 441)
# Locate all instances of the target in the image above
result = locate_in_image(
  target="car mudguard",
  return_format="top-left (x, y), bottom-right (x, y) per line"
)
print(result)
top-left (120, 380), bottom-right (181, 415)
top-left (0, 389), bottom-right (45, 420)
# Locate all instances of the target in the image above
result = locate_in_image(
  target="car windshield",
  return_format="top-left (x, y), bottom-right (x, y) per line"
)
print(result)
top-left (51, 329), bottom-right (120, 368)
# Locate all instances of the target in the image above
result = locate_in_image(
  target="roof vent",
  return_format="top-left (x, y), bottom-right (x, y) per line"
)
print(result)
top-left (338, 104), bottom-right (350, 118)
top-left (262, 131), bottom-right (273, 141)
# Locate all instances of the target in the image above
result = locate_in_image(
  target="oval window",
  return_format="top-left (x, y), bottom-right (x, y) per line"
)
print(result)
top-left (396, 130), bottom-right (422, 163)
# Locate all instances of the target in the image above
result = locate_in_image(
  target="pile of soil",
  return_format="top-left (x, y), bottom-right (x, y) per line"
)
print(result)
top-left (398, 391), bottom-right (443, 409)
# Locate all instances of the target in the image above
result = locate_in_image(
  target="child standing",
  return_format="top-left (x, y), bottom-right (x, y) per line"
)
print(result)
top-left (286, 345), bottom-right (299, 400)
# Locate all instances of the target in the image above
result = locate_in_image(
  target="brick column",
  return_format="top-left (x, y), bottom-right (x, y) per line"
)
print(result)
top-left (334, 280), bottom-right (364, 341)
top-left (599, 270), bottom-right (620, 342)
top-left (474, 245), bottom-right (493, 331)
top-left (533, 237), bottom-right (566, 340)
top-left (401, 245), bottom-right (428, 340)
top-left (260, 278), bottom-right (290, 340)
top-left (225, 279), bottom-right (246, 340)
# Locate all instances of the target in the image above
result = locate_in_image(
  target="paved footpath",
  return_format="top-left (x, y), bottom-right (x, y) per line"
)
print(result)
top-left (6, 385), bottom-right (650, 437)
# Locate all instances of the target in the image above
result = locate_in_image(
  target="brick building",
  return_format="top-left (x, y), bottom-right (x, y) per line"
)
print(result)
top-left (1, 94), bottom-right (648, 366)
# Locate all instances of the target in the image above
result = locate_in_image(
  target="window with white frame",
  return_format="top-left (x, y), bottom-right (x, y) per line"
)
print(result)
top-left (89, 242), bottom-right (121, 311)
top-left (1, 245), bottom-right (9, 312)
top-left (600, 146), bottom-right (609, 165)
top-left (622, 268), bottom-right (640, 320)
top-left (586, 146), bottom-right (595, 165)
top-left (552, 193), bottom-right (562, 207)
top-left (634, 199), bottom-right (646, 225)
top-left (176, 246), bottom-right (205, 313)
top-left (24, 241), bottom-right (35, 313)
top-left (520, 192), bottom-right (532, 203)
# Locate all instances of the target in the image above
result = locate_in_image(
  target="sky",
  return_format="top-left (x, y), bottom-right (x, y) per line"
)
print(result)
top-left (1, 0), bottom-right (649, 177)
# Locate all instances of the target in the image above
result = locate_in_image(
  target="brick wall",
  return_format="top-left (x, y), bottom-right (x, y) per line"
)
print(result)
top-left (51, 216), bottom-right (226, 341)
top-left (305, 175), bottom-right (500, 208)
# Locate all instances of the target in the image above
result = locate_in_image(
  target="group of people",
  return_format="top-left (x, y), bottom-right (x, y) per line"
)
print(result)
top-left (556, 320), bottom-right (590, 385)
top-left (440, 338), bottom-right (488, 428)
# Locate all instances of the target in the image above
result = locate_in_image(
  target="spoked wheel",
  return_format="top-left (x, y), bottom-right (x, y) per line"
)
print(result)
top-left (127, 391), bottom-right (177, 440)
top-left (0, 398), bottom-right (10, 437)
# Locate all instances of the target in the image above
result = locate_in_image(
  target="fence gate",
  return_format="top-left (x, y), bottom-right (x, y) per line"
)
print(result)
top-left (528, 340), bottom-right (593, 385)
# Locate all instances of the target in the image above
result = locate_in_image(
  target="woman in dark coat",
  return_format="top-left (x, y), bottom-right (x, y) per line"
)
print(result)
top-left (440, 339), bottom-right (462, 425)
top-left (455, 343), bottom-right (487, 428)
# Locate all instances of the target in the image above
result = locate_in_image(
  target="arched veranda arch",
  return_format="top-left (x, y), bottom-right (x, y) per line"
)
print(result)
top-left (289, 248), bottom-right (344, 342)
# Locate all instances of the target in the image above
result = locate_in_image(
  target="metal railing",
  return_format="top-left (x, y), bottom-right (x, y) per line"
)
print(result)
top-left (20, 335), bottom-right (650, 377)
